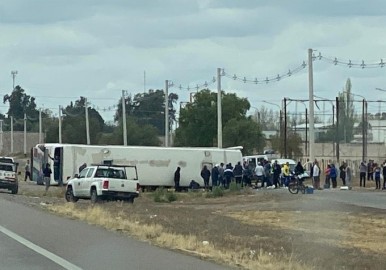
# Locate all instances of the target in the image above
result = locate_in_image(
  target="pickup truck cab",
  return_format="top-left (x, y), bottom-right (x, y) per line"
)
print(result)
top-left (0, 162), bottom-right (18, 194)
top-left (65, 164), bottom-right (140, 203)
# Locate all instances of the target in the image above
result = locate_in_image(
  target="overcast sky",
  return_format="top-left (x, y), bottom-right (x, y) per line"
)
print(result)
top-left (1, 0), bottom-right (386, 122)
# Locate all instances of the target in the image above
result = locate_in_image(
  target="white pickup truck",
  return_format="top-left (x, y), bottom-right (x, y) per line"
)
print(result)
top-left (0, 162), bottom-right (18, 194)
top-left (65, 164), bottom-right (140, 203)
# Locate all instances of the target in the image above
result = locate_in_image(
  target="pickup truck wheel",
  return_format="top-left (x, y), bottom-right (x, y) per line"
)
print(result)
top-left (65, 187), bottom-right (79, 202)
top-left (90, 189), bottom-right (100, 203)
top-left (11, 186), bottom-right (18, 194)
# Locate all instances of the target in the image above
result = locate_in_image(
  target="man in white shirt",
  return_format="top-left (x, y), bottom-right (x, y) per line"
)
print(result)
top-left (313, 160), bottom-right (321, 189)
top-left (254, 162), bottom-right (264, 188)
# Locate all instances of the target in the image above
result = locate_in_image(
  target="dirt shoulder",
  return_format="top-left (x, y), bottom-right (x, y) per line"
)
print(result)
top-left (2, 180), bottom-right (386, 270)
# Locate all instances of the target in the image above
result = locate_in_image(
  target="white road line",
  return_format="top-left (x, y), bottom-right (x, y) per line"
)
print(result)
top-left (0, 225), bottom-right (82, 270)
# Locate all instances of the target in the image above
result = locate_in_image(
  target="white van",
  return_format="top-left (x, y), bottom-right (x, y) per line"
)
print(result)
top-left (243, 153), bottom-right (279, 170)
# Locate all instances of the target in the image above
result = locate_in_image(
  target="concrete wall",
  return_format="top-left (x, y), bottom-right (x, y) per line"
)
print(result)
top-left (0, 131), bottom-right (41, 155)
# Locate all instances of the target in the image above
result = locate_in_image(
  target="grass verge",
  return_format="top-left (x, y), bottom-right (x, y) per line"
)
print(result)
top-left (47, 203), bottom-right (310, 270)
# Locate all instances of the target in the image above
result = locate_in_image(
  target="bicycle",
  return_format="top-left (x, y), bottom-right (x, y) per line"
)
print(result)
top-left (288, 174), bottom-right (306, 194)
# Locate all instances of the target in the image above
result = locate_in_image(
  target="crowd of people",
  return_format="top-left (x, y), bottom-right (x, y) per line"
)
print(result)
top-left (173, 159), bottom-right (386, 191)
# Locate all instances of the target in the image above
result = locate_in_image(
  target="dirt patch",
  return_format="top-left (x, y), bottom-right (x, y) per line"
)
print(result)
top-left (2, 180), bottom-right (386, 270)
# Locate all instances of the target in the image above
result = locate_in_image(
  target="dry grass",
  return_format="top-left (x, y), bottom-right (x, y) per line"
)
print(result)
top-left (227, 210), bottom-right (386, 254)
top-left (46, 203), bottom-right (310, 270)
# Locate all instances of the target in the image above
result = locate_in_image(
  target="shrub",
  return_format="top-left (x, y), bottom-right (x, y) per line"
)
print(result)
top-left (229, 181), bottom-right (241, 192)
top-left (208, 186), bottom-right (224, 198)
top-left (153, 188), bottom-right (178, 203)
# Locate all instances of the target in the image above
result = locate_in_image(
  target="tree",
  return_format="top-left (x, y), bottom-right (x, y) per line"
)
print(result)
top-left (223, 117), bottom-right (265, 155)
top-left (114, 90), bottom-right (178, 135)
top-left (62, 97), bottom-right (105, 144)
top-left (252, 106), bottom-right (278, 131)
top-left (337, 78), bottom-right (356, 143)
top-left (3, 85), bottom-right (39, 131)
top-left (98, 117), bottom-right (161, 146)
top-left (175, 89), bottom-right (264, 153)
top-left (270, 132), bottom-right (303, 159)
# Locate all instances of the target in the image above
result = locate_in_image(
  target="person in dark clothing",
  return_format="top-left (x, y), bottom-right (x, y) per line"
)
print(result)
top-left (200, 165), bottom-right (211, 190)
top-left (374, 164), bottom-right (381, 189)
top-left (382, 161), bottom-right (386, 189)
top-left (339, 162), bottom-right (346, 186)
top-left (359, 162), bottom-right (367, 187)
top-left (330, 164), bottom-right (337, 188)
top-left (43, 163), bottom-right (52, 194)
top-left (174, 167), bottom-right (181, 192)
top-left (272, 160), bottom-right (281, 188)
top-left (218, 163), bottom-right (224, 187)
top-left (294, 162), bottom-right (304, 175)
top-left (367, 161), bottom-right (374, 181)
top-left (242, 163), bottom-right (252, 187)
top-left (263, 161), bottom-right (272, 187)
top-left (49, 154), bottom-right (61, 186)
top-left (211, 165), bottom-right (219, 187)
top-left (223, 165), bottom-right (234, 189)
top-left (233, 162), bottom-right (243, 185)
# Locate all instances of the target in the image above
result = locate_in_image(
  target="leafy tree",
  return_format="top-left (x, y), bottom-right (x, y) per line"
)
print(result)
top-left (114, 90), bottom-right (178, 135)
top-left (223, 117), bottom-right (265, 155)
top-left (337, 78), bottom-right (356, 143)
top-left (3, 85), bottom-right (39, 131)
top-left (62, 97), bottom-right (105, 144)
top-left (270, 132), bottom-right (303, 159)
top-left (98, 117), bottom-right (160, 146)
top-left (175, 89), bottom-right (263, 153)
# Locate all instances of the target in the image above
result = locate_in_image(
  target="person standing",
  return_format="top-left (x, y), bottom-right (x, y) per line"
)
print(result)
top-left (211, 165), bottom-right (219, 188)
top-left (254, 162), bottom-right (264, 188)
top-left (272, 160), bottom-right (281, 188)
top-left (233, 162), bottom-right (243, 185)
top-left (43, 163), bottom-right (52, 194)
top-left (374, 163), bottom-right (381, 190)
top-left (346, 164), bottom-right (352, 189)
top-left (367, 160), bottom-right (373, 181)
top-left (200, 165), bottom-right (211, 190)
top-left (359, 162), bottom-right (367, 187)
top-left (382, 161), bottom-right (386, 190)
top-left (339, 162), bottom-right (347, 186)
top-left (282, 162), bottom-right (291, 187)
top-left (330, 164), bottom-right (338, 188)
top-left (49, 154), bottom-right (61, 186)
top-left (24, 160), bottom-right (31, 181)
top-left (263, 161), bottom-right (272, 187)
top-left (312, 160), bottom-right (321, 189)
top-left (223, 164), bottom-right (234, 189)
top-left (174, 167), bottom-right (181, 192)
top-left (324, 164), bottom-right (331, 188)
top-left (218, 163), bottom-right (225, 187)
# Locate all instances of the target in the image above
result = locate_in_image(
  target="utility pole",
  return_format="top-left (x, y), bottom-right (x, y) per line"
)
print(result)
top-left (305, 108), bottom-right (308, 157)
top-left (0, 120), bottom-right (3, 154)
top-left (58, 106), bottom-right (62, 144)
top-left (308, 48), bottom-right (315, 163)
top-left (24, 113), bottom-right (27, 156)
top-left (122, 90), bottom-right (127, 146)
top-left (85, 98), bottom-right (90, 145)
top-left (279, 109), bottom-right (283, 158)
top-left (10, 116), bottom-right (13, 153)
top-left (284, 98), bottom-right (287, 158)
top-left (165, 80), bottom-right (169, 147)
top-left (217, 68), bottom-right (222, 148)
top-left (11, 70), bottom-right (18, 90)
top-left (362, 99), bottom-right (365, 162)
top-left (39, 108), bottom-right (42, 143)
top-left (336, 97), bottom-right (339, 162)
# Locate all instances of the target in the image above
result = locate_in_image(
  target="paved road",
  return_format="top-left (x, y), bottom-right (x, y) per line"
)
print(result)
top-left (0, 197), bottom-right (230, 270)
